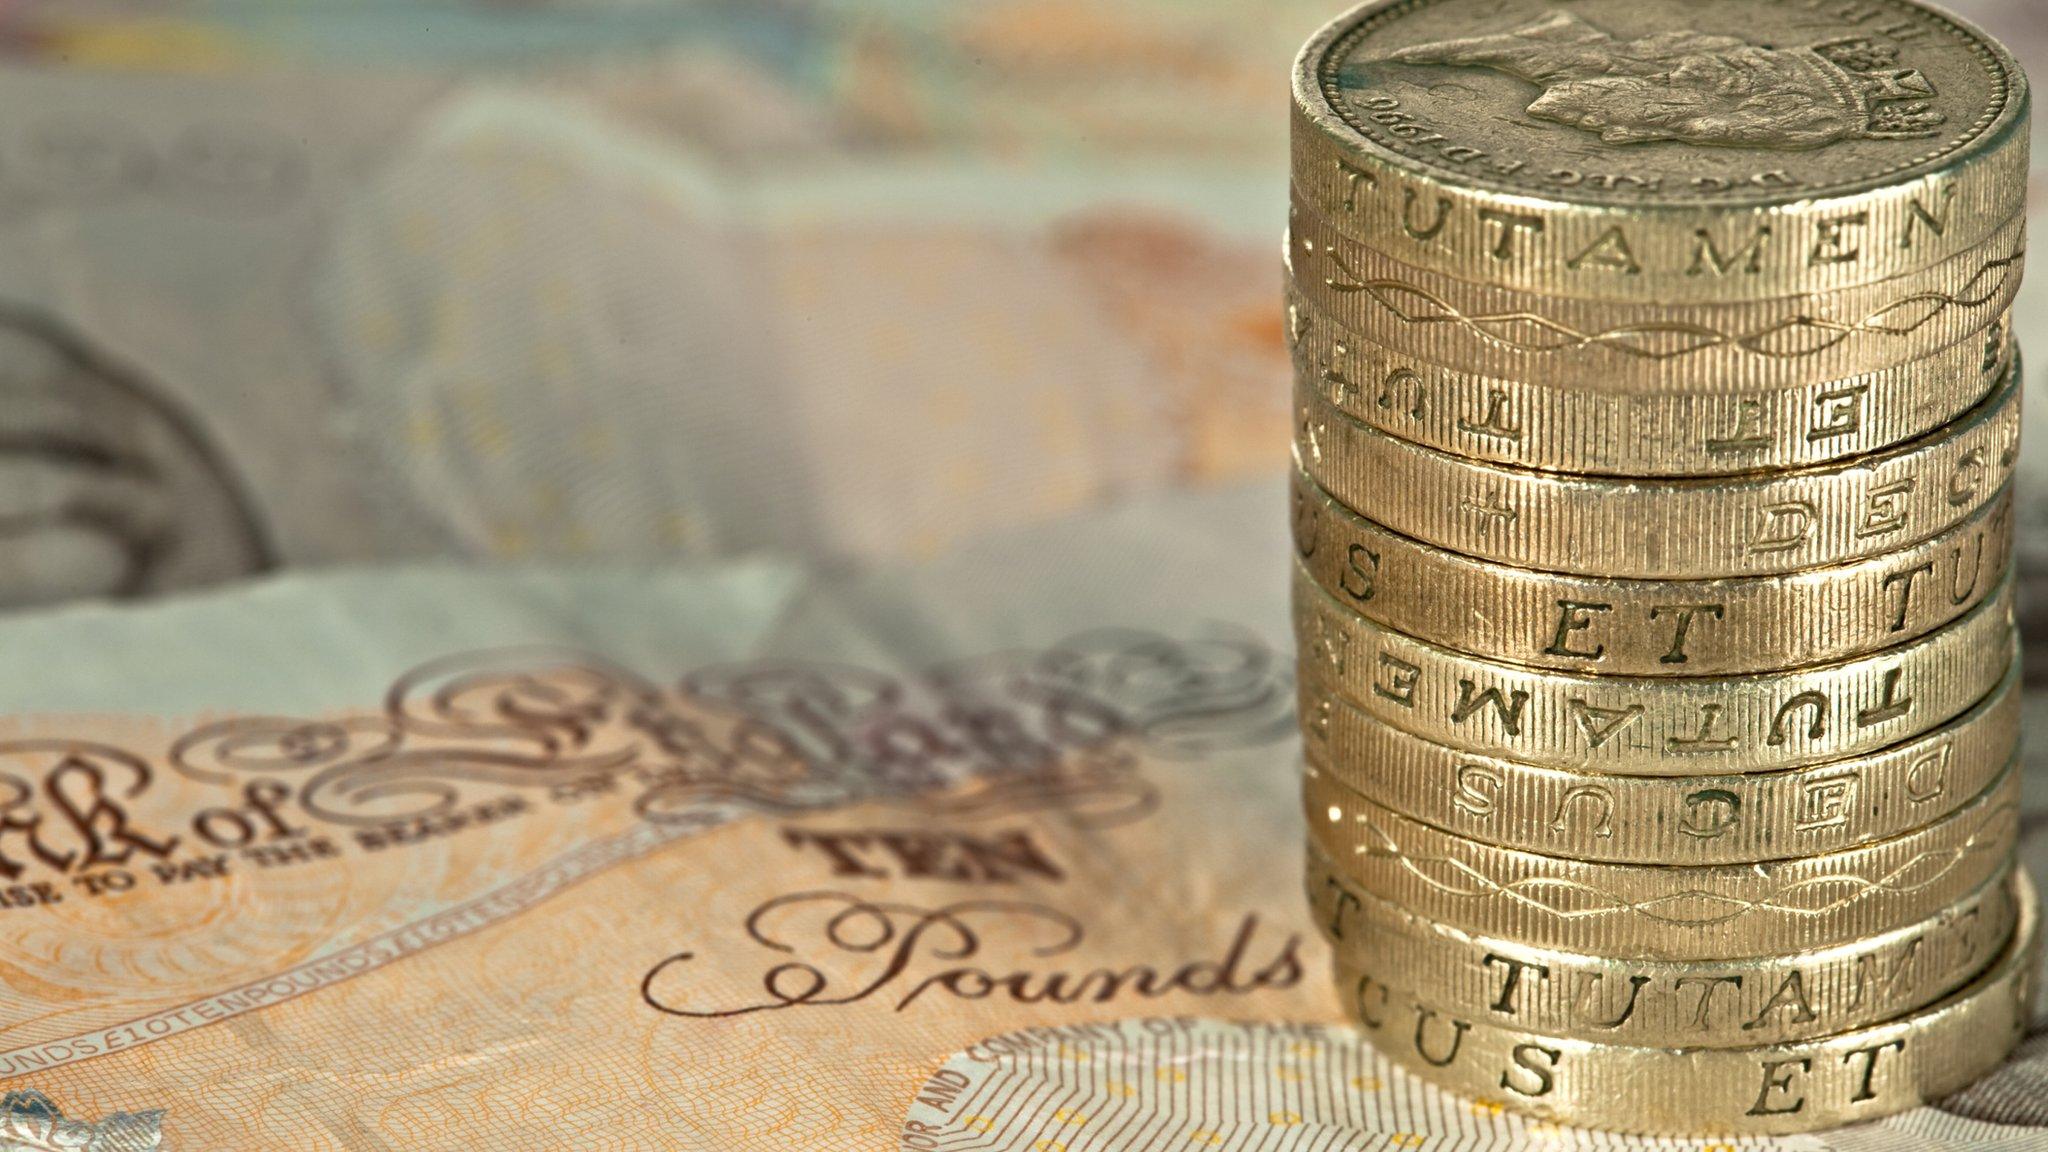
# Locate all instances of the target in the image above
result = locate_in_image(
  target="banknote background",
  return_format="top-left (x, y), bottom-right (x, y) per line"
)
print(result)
top-left (0, 0), bottom-right (2033, 601)
top-left (0, 1), bottom-right (2034, 1149)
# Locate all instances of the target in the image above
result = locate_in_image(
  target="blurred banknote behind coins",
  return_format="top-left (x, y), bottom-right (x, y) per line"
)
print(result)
top-left (0, 306), bottom-right (271, 607)
top-left (0, 2), bottom-right (1321, 609)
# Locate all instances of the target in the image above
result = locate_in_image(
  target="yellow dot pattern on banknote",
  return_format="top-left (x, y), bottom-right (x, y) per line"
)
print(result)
top-left (896, 1017), bottom-right (1834, 1151)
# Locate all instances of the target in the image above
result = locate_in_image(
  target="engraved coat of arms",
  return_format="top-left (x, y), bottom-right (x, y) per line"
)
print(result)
top-left (1387, 11), bottom-right (1943, 149)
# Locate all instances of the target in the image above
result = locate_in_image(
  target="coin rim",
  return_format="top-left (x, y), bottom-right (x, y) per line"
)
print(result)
top-left (1327, 868), bottom-right (2037, 1134)
top-left (1293, 351), bottom-right (2021, 579)
top-left (1298, 659), bottom-right (2021, 862)
top-left (1290, 470), bottom-right (2014, 677)
top-left (1309, 847), bottom-right (2021, 1046)
top-left (1297, 0), bottom-right (2025, 212)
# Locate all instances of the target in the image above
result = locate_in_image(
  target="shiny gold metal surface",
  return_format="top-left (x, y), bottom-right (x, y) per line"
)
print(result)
top-left (1291, 469), bottom-right (2013, 676)
top-left (1286, 281), bottom-right (2013, 476)
top-left (1286, 197), bottom-right (2023, 388)
top-left (1327, 870), bottom-right (2037, 1136)
top-left (1306, 757), bottom-right (2017, 958)
top-left (1288, 0), bottom-right (2034, 1129)
top-left (1299, 661), bottom-right (2019, 864)
top-left (1291, 0), bottom-right (2030, 302)
top-left (1294, 356), bottom-right (2019, 579)
top-left (1308, 850), bottom-right (2018, 1047)
top-left (1293, 562), bottom-right (2015, 773)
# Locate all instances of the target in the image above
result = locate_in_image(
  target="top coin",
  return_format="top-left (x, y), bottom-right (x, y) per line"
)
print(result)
top-left (1293, 0), bottom-right (2029, 301)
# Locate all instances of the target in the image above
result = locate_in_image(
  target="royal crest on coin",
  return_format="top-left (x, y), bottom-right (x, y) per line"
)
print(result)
top-left (1386, 11), bottom-right (1943, 149)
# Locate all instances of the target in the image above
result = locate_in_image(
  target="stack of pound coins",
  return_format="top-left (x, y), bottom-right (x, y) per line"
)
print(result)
top-left (1286, 0), bottom-right (2033, 1136)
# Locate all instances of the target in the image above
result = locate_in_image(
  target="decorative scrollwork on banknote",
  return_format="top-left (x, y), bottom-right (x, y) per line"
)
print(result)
top-left (669, 664), bottom-right (1146, 827)
top-left (640, 891), bottom-right (1088, 1018)
top-left (0, 741), bottom-right (177, 879)
top-left (167, 649), bottom-right (651, 826)
top-left (644, 892), bottom-right (1303, 1020)
top-left (680, 662), bottom-right (1020, 797)
top-left (1004, 626), bottom-right (1300, 758)
top-left (154, 630), bottom-right (1290, 830)
top-left (377, 648), bottom-right (663, 749)
top-left (887, 625), bottom-right (1298, 768)
top-left (667, 626), bottom-right (1294, 825)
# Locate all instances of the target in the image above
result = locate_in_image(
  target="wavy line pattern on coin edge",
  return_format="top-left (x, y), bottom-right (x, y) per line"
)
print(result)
top-left (1338, 799), bottom-right (2017, 927)
top-left (1319, 248), bottom-right (2022, 360)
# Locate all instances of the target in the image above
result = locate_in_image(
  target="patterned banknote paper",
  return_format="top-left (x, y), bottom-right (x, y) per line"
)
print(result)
top-left (0, 481), bottom-right (2034, 1149)
top-left (0, 0), bottom-right (1309, 609)
top-left (0, 0), bottom-right (2032, 612)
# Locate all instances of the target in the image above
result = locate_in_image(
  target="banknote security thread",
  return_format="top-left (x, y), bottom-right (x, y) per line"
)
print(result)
top-left (1305, 756), bottom-right (2019, 958)
top-left (1292, 562), bottom-right (2015, 774)
top-left (1290, 469), bottom-right (2015, 676)
top-left (1328, 869), bottom-right (2038, 1136)
top-left (1294, 354), bottom-right (2021, 579)
top-left (1306, 847), bottom-right (2021, 1047)
top-left (1298, 660), bottom-right (2021, 865)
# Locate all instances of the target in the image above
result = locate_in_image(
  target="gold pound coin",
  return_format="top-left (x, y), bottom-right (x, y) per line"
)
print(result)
top-left (1286, 195), bottom-right (2022, 387)
top-left (1293, 561), bottom-right (2014, 774)
top-left (1310, 758), bottom-right (2015, 955)
top-left (1300, 660), bottom-right (2019, 864)
top-left (1291, 0), bottom-right (2029, 303)
top-left (1291, 468), bottom-right (2013, 676)
top-left (1286, 281), bottom-right (2014, 476)
top-left (1308, 851), bottom-right (2019, 1047)
top-left (1329, 871), bottom-right (2039, 1136)
top-left (1294, 354), bottom-right (2019, 579)
top-left (1307, 759), bottom-right (2018, 958)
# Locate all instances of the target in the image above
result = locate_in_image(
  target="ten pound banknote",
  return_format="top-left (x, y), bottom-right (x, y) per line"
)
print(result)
top-left (0, 2), bottom-right (2033, 1149)
top-left (0, 0), bottom-right (2031, 613)
top-left (0, 0), bottom-right (1314, 608)
top-left (0, 481), bottom-right (2028, 1149)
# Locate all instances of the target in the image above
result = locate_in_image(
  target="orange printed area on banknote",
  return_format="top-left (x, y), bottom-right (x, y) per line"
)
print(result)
top-left (0, 633), bottom-right (1329, 1147)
